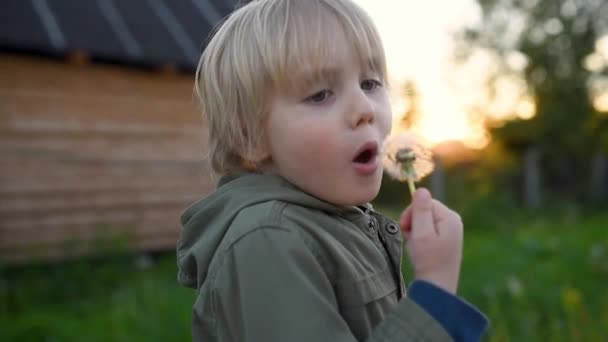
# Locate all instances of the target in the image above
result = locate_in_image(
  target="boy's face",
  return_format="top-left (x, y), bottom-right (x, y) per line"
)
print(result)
top-left (263, 34), bottom-right (392, 206)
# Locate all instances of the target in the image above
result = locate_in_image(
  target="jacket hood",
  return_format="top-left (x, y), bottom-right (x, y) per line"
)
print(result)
top-left (176, 172), bottom-right (357, 288)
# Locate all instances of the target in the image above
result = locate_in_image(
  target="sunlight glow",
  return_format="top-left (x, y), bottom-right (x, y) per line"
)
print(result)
top-left (584, 53), bottom-right (605, 72)
top-left (596, 34), bottom-right (608, 60)
top-left (515, 97), bottom-right (536, 120)
top-left (412, 92), bottom-right (490, 148)
top-left (354, 1), bottom-right (599, 152)
top-left (353, 0), bottom-right (486, 149)
top-left (595, 92), bottom-right (608, 113)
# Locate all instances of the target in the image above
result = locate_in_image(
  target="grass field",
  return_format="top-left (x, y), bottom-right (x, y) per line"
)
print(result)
top-left (1, 207), bottom-right (607, 341)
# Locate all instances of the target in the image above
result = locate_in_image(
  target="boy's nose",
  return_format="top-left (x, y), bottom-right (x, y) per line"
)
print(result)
top-left (349, 91), bottom-right (375, 129)
top-left (352, 110), bottom-right (374, 128)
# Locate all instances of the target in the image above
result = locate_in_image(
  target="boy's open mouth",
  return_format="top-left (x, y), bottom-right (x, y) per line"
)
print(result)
top-left (353, 142), bottom-right (378, 164)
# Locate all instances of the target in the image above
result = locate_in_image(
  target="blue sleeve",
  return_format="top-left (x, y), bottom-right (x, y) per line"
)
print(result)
top-left (407, 280), bottom-right (489, 342)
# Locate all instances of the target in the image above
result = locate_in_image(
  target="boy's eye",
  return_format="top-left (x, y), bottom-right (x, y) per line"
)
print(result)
top-left (305, 90), bottom-right (333, 103)
top-left (361, 79), bottom-right (382, 91)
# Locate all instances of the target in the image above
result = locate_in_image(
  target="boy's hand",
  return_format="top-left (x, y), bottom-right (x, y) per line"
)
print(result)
top-left (399, 188), bottom-right (463, 294)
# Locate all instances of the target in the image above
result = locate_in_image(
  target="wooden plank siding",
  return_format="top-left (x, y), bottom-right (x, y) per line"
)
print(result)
top-left (0, 55), bottom-right (214, 263)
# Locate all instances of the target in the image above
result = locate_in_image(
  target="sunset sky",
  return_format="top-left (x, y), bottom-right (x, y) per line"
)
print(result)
top-left (353, 0), bottom-right (608, 150)
top-left (353, 0), bottom-right (489, 148)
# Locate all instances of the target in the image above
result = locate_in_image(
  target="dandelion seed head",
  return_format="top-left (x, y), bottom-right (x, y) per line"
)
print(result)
top-left (395, 148), bottom-right (416, 163)
top-left (382, 132), bottom-right (434, 182)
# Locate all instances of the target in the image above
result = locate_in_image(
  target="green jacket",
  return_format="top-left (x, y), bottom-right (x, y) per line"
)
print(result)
top-left (177, 172), bottom-right (452, 341)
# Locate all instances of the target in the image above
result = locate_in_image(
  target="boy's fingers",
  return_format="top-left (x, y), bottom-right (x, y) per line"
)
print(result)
top-left (399, 206), bottom-right (413, 238)
top-left (430, 199), bottom-right (463, 234)
top-left (410, 188), bottom-right (436, 238)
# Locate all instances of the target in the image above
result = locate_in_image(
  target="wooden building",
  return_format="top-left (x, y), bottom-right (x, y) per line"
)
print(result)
top-left (0, 0), bottom-right (237, 263)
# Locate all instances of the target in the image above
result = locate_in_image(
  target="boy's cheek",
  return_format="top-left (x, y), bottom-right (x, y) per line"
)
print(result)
top-left (294, 135), bottom-right (339, 164)
top-left (376, 98), bottom-right (392, 135)
top-left (380, 113), bottom-right (393, 139)
top-left (273, 125), bottom-right (337, 164)
top-left (383, 116), bottom-right (392, 137)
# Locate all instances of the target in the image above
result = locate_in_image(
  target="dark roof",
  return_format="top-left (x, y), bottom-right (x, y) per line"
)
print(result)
top-left (0, 0), bottom-right (240, 72)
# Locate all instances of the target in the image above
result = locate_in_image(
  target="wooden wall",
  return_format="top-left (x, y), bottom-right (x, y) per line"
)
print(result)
top-left (0, 55), bottom-right (214, 263)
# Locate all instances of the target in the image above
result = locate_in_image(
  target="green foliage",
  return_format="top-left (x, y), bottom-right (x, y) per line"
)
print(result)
top-left (458, 0), bottom-right (608, 197)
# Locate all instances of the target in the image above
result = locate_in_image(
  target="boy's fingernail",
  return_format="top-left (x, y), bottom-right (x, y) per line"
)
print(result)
top-left (414, 188), bottom-right (431, 201)
top-left (413, 188), bottom-right (433, 212)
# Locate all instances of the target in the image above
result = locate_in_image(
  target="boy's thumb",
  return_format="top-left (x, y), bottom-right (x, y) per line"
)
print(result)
top-left (410, 188), bottom-right (435, 238)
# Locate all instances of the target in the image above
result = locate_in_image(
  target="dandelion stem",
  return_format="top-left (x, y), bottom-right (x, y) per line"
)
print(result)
top-left (395, 147), bottom-right (418, 198)
top-left (407, 179), bottom-right (415, 196)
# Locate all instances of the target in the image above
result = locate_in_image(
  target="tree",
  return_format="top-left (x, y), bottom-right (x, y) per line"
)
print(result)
top-left (456, 0), bottom-right (608, 199)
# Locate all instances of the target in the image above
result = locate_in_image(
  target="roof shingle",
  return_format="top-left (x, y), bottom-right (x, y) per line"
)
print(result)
top-left (0, 0), bottom-right (239, 72)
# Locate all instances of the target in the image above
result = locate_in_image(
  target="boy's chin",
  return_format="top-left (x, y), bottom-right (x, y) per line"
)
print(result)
top-left (335, 188), bottom-right (381, 207)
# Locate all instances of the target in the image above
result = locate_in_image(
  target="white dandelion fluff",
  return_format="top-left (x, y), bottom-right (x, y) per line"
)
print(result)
top-left (382, 132), bottom-right (435, 195)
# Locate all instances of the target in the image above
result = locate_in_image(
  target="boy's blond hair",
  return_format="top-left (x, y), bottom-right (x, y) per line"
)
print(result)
top-left (195, 0), bottom-right (387, 174)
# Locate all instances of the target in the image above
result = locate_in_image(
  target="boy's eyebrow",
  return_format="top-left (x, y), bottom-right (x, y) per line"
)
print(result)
top-left (299, 67), bottom-right (342, 84)
top-left (287, 67), bottom-right (342, 94)
top-left (287, 58), bottom-right (383, 93)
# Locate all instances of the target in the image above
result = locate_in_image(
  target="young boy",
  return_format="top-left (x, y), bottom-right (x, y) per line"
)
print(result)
top-left (177, 0), bottom-right (488, 341)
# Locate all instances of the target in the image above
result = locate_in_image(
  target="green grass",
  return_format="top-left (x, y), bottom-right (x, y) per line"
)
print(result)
top-left (0, 256), bottom-right (194, 342)
top-left (1, 209), bottom-right (607, 341)
top-left (459, 213), bottom-right (608, 341)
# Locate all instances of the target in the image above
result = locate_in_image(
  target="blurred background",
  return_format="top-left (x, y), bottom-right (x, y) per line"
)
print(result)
top-left (1, 0), bottom-right (607, 341)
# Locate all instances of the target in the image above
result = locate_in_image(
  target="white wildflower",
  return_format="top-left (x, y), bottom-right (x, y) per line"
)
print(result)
top-left (382, 132), bottom-right (434, 195)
